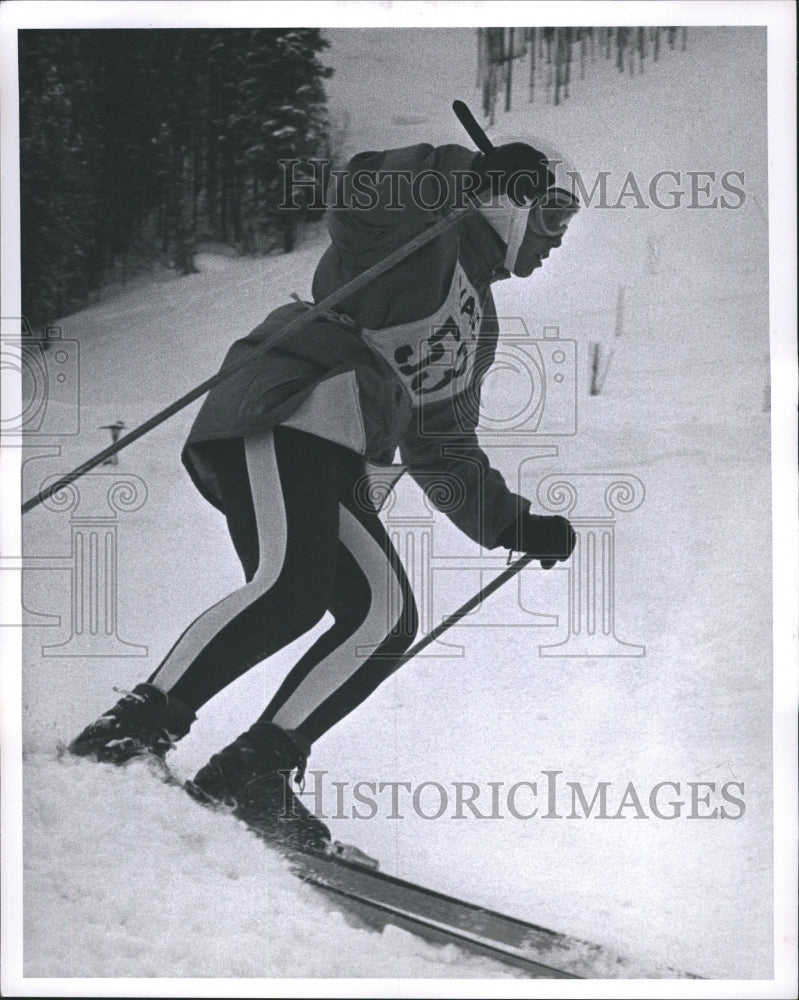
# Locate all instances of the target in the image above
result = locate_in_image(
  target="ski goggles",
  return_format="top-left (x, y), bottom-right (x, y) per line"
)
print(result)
top-left (477, 185), bottom-right (580, 270)
top-left (526, 187), bottom-right (581, 238)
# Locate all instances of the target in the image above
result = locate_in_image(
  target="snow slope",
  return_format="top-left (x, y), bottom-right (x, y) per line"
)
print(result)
top-left (16, 25), bottom-right (773, 983)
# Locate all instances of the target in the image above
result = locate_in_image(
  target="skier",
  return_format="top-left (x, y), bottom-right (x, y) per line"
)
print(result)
top-left (70, 124), bottom-right (580, 852)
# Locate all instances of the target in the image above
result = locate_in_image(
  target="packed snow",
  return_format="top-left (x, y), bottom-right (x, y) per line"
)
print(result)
top-left (14, 25), bottom-right (775, 983)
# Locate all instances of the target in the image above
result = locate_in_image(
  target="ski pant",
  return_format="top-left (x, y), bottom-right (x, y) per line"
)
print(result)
top-left (148, 427), bottom-right (418, 746)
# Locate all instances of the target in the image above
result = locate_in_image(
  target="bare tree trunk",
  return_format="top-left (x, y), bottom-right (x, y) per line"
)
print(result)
top-left (487, 61), bottom-right (495, 124)
top-left (492, 28), bottom-right (504, 123)
top-left (564, 28), bottom-right (572, 99)
top-left (554, 29), bottom-right (562, 106)
top-left (580, 29), bottom-right (586, 80)
top-left (505, 27), bottom-right (513, 112)
top-left (207, 127), bottom-right (217, 234)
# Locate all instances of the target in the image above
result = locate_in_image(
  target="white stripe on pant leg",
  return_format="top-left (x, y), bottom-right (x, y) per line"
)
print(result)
top-left (271, 504), bottom-right (404, 731)
top-left (152, 432), bottom-right (287, 692)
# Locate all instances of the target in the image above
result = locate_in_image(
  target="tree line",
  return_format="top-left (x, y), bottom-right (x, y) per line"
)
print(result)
top-left (477, 27), bottom-right (689, 121)
top-left (18, 29), bottom-right (332, 329)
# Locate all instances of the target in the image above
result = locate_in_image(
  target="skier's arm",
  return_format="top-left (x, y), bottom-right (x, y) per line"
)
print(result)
top-left (400, 386), bottom-right (575, 565)
top-left (398, 300), bottom-right (527, 549)
top-left (399, 401), bottom-right (527, 549)
top-left (399, 298), bottom-right (576, 567)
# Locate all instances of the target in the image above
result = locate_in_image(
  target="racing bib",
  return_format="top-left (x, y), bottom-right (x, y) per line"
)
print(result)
top-left (360, 261), bottom-right (483, 407)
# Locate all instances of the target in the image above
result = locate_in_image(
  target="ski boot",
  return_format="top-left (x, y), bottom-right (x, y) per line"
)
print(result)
top-left (186, 721), bottom-right (331, 853)
top-left (69, 683), bottom-right (196, 764)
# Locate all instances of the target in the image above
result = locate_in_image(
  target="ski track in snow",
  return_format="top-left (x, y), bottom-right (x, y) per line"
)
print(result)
top-left (18, 27), bottom-right (771, 980)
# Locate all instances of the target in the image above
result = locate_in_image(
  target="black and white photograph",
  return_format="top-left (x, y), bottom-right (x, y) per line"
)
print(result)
top-left (1, 1), bottom-right (796, 995)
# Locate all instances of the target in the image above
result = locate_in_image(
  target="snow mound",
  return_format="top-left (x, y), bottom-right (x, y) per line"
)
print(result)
top-left (23, 752), bottom-right (521, 978)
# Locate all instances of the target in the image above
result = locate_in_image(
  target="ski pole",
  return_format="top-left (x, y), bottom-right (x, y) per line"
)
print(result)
top-left (395, 552), bottom-right (536, 667)
top-left (21, 200), bottom-right (478, 515)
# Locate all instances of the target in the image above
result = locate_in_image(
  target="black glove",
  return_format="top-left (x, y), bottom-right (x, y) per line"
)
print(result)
top-left (497, 513), bottom-right (576, 569)
top-left (477, 144), bottom-right (555, 204)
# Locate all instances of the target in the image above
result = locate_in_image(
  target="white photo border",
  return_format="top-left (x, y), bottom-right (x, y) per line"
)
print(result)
top-left (1, 3), bottom-right (796, 998)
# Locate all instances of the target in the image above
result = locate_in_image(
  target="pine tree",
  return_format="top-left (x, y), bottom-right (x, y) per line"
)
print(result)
top-left (18, 28), bottom-right (332, 327)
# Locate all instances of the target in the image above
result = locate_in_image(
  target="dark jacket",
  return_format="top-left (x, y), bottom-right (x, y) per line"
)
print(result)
top-left (183, 143), bottom-right (530, 547)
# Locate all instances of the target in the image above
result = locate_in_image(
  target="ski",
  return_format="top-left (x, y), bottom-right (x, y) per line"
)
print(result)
top-left (139, 757), bottom-right (701, 978)
top-left (71, 754), bottom-right (704, 978)
top-left (152, 758), bottom-right (573, 975)
top-left (281, 843), bottom-right (702, 980)
top-left (283, 843), bottom-right (578, 977)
